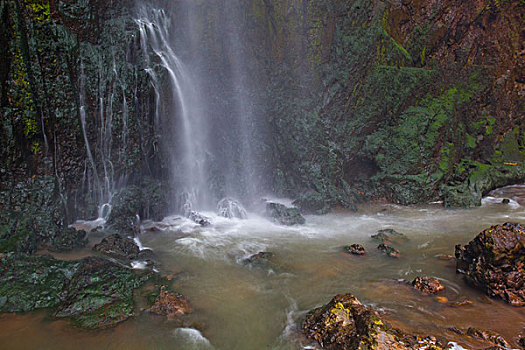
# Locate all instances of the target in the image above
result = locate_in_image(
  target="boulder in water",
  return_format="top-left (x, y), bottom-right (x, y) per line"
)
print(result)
top-left (0, 254), bottom-right (151, 329)
top-left (217, 197), bottom-right (247, 219)
top-left (343, 244), bottom-right (366, 255)
top-left (243, 252), bottom-right (276, 268)
top-left (147, 285), bottom-right (192, 319)
top-left (465, 328), bottom-right (510, 348)
top-left (93, 234), bottom-right (140, 261)
top-left (265, 202), bottom-right (305, 226)
top-left (412, 276), bottom-right (445, 295)
top-left (455, 222), bottom-right (525, 306)
top-left (377, 243), bottom-right (400, 258)
top-left (371, 229), bottom-right (408, 244)
top-left (302, 293), bottom-right (446, 349)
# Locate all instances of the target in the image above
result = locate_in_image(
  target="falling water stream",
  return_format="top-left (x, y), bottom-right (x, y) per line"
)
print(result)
top-left (2, 188), bottom-right (525, 349)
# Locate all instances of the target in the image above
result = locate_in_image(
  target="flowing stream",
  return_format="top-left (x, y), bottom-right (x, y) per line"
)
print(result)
top-left (1, 188), bottom-right (525, 349)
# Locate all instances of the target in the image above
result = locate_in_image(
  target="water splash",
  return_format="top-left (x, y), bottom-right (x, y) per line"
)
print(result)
top-left (217, 197), bottom-right (248, 219)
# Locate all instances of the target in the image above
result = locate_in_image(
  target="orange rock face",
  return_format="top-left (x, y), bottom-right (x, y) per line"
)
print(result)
top-left (148, 286), bottom-right (192, 319)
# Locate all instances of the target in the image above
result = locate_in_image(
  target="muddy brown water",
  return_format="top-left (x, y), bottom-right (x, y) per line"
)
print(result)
top-left (1, 187), bottom-right (525, 350)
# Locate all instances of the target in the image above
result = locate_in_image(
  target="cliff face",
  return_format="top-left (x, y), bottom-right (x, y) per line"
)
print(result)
top-left (0, 0), bottom-right (165, 218)
top-left (253, 0), bottom-right (525, 208)
top-left (0, 0), bottom-right (168, 253)
top-left (0, 0), bottom-right (524, 234)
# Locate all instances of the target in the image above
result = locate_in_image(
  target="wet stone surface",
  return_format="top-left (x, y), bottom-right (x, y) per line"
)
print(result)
top-left (377, 243), bottom-right (400, 258)
top-left (344, 244), bottom-right (366, 255)
top-left (147, 285), bottom-right (192, 319)
top-left (455, 222), bottom-right (525, 306)
top-left (412, 277), bottom-right (445, 295)
top-left (302, 293), bottom-right (447, 349)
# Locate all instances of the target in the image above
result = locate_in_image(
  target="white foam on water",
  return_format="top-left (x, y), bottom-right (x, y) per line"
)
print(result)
top-left (130, 260), bottom-right (148, 270)
top-left (172, 328), bottom-right (212, 348)
top-left (133, 236), bottom-right (151, 251)
top-left (482, 196), bottom-right (520, 209)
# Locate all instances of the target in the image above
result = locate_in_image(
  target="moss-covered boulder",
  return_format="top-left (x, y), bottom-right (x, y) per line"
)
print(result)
top-left (93, 234), bottom-right (140, 261)
top-left (371, 229), bottom-right (408, 245)
top-left (0, 254), bottom-right (151, 328)
top-left (302, 293), bottom-right (446, 349)
top-left (455, 222), bottom-right (525, 306)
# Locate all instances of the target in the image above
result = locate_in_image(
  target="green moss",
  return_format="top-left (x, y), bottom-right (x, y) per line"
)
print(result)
top-left (26, 1), bottom-right (50, 22)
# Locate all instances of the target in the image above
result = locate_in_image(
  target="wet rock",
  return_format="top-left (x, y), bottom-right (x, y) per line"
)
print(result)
top-left (343, 244), bottom-right (366, 255)
top-left (147, 286), bottom-right (191, 319)
top-left (265, 202), bottom-right (305, 226)
top-left (48, 228), bottom-right (88, 252)
top-left (371, 229), bottom-right (408, 244)
top-left (136, 249), bottom-right (159, 267)
top-left (217, 197), bottom-right (247, 219)
top-left (518, 335), bottom-right (525, 348)
top-left (107, 181), bottom-right (170, 233)
top-left (455, 222), bottom-right (525, 306)
top-left (377, 243), bottom-right (400, 258)
top-left (93, 234), bottom-right (140, 261)
top-left (0, 254), bottom-right (151, 329)
top-left (243, 252), bottom-right (276, 268)
top-left (466, 327), bottom-right (510, 348)
top-left (292, 191), bottom-right (331, 215)
top-left (412, 277), bottom-right (445, 295)
top-left (188, 211), bottom-right (211, 226)
top-left (302, 293), bottom-right (446, 349)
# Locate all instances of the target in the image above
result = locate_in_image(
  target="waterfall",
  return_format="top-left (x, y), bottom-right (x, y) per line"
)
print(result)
top-left (135, 2), bottom-right (268, 216)
top-left (136, 7), bottom-right (210, 211)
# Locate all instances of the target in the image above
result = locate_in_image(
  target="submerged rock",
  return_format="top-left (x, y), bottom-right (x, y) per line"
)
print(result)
top-left (465, 328), bottom-right (510, 348)
top-left (265, 202), bottom-right (305, 226)
top-left (344, 244), bottom-right (366, 256)
top-left (0, 254), bottom-right (150, 328)
top-left (147, 285), bottom-right (191, 319)
top-left (371, 229), bottom-right (408, 244)
top-left (377, 243), bottom-right (400, 258)
top-left (302, 293), bottom-right (446, 349)
top-left (243, 252), bottom-right (276, 268)
top-left (412, 277), bottom-right (445, 295)
top-left (455, 222), bottom-right (525, 306)
top-left (217, 197), bottom-right (247, 219)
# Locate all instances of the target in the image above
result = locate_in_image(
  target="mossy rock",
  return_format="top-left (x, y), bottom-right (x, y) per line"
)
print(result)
top-left (0, 254), bottom-right (152, 328)
top-left (302, 293), bottom-right (446, 349)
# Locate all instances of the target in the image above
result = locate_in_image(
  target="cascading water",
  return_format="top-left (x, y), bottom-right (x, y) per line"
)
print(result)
top-left (136, 8), bottom-right (210, 213)
top-left (135, 2), bottom-right (268, 217)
